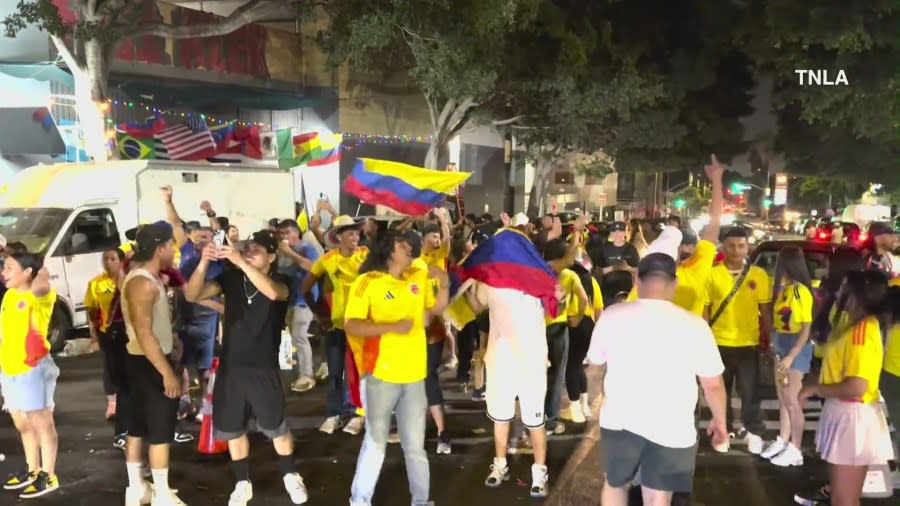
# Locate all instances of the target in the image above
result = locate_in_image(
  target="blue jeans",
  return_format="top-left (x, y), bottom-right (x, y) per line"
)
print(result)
top-left (544, 323), bottom-right (569, 430)
top-left (350, 376), bottom-right (432, 506)
top-left (326, 329), bottom-right (348, 417)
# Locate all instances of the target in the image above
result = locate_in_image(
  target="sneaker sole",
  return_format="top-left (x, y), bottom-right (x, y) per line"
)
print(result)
top-left (291, 386), bottom-right (314, 393)
top-left (771, 460), bottom-right (803, 467)
top-left (19, 484), bottom-right (59, 499)
top-left (484, 477), bottom-right (509, 489)
top-left (4, 480), bottom-right (35, 491)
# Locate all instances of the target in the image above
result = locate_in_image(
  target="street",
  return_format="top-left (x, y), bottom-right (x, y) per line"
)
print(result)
top-left (0, 352), bottom-right (895, 506)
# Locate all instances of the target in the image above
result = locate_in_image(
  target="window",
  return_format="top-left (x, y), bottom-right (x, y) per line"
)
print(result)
top-left (54, 208), bottom-right (120, 256)
top-left (554, 171), bottom-right (575, 185)
top-left (753, 249), bottom-right (829, 282)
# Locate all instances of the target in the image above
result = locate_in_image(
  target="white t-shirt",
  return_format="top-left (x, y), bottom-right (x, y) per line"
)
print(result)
top-left (587, 298), bottom-right (724, 448)
top-left (482, 286), bottom-right (547, 370)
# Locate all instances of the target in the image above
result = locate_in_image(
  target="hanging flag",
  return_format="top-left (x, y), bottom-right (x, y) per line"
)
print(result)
top-left (443, 266), bottom-right (478, 330)
top-left (116, 132), bottom-right (155, 159)
top-left (117, 113), bottom-right (167, 138)
top-left (207, 124), bottom-right (263, 163)
top-left (277, 129), bottom-right (320, 169)
top-left (459, 228), bottom-right (559, 317)
top-left (155, 116), bottom-right (216, 161)
top-left (307, 132), bottom-right (342, 166)
top-left (343, 158), bottom-right (471, 216)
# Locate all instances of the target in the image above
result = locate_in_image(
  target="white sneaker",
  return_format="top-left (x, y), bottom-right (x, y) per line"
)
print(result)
top-left (744, 431), bottom-right (764, 455)
top-left (314, 363), bottom-right (329, 381)
top-left (484, 459), bottom-right (510, 488)
top-left (283, 473), bottom-right (308, 504)
top-left (760, 436), bottom-right (788, 459)
top-left (530, 464), bottom-right (549, 498)
top-left (228, 481), bottom-right (253, 506)
top-left (291, 377), bottom-right (316, 393)
top-left (125, 482), bottom-right (153, 506)
top-left (319, 415), bottom-right (343, 434)
top-left (769, 443), bottom-right (803, 467)
top-left (151, 490), bottom-right (187, 506)
top-left (343, 415), bottom-right (365, 435)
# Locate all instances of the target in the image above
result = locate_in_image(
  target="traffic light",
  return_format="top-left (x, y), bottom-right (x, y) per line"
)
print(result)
top-left (763, 198), bottom-right (773, 208)
top-left (730, 182), bottom-right (743, 194)
top-left (673, 198), bottom-right (686, 209)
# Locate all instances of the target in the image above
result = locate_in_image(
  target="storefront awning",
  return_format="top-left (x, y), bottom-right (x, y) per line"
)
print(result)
top-left (112, 77), bottom-right (330, 110)
top-left (0, 63), bottom-right (74, 88)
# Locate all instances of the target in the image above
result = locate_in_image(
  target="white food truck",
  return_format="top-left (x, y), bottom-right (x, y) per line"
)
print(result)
top-left (0, 160), bottom-right (296, 351)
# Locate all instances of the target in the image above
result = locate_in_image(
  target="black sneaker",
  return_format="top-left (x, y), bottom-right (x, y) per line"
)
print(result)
top-left (794, 485), bottom-right (830, 505)
top-left (471, 387), bottom-right (486, 402)
top-left (113, 433), bottom-right (127, 450)
top-left (19, 471), bottom-right (59, 499)
top-left (173, 432), bottom-right (194, 443)
top-left (3, 469), bottom-right (38, 490)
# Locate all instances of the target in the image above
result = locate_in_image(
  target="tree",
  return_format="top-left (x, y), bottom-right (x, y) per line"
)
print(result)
top-left (2, 0), bottom-right (311, 161)
top-left (318, 0), bottom-right (540, 168)
top-left (741, 0), bottom-right (900, 179)
top-left (789, 176), bottom-right (867, 210)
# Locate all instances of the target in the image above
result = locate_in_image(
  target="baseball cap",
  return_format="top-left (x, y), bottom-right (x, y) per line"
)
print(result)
top-left (511, 212), bottom-right (530, 227)
top-left (868, 221), bottom-right (897, 238)
top-left (248, 229), bottom-right (279, 254)
top-left (609, 221), bottom-right (626, 232)
top-left (680, 227), bottom-right (698, 246)
top-left (131, 222), bottom-right (174, 262)
top-left (638, 252), bottom-right (677, 280)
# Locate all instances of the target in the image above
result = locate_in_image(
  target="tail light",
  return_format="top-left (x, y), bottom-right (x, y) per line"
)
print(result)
top-left (859, 233), bottom-right (868, 242)
top-left (818, 231), bottom-right (828, 240)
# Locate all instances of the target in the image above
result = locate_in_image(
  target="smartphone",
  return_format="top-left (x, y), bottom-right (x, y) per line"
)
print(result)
top-left (320, 192), bottom-right (329, 203)
top-left (213, 230), bottom-right (226, 249)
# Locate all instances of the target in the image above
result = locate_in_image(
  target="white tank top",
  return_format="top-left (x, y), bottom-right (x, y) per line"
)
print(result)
top-left (121, 268), bottom-right (174, 355)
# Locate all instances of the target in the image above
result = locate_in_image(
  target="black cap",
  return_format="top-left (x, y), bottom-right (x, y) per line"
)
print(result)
top-left (638, 252), bottom-right (677, 280)
top-left (131, 222), bottom-right (174, 262)
top-left (610, 221), bottom-right (627, 232)
top-left (680, 227), bottom-right (698, 246)
top-left (249, 229), bottom-right (279, 254)
top-left (184, 220), bottom-right (202, 233)
top-left (868, 221), bottom-right (897, 238)
top-left (722, 226), bottom-right (749, 239)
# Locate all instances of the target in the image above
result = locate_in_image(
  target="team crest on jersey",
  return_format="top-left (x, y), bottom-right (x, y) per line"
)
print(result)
top-left (410, 284), bottom-right (420, 295)
top-left (748, 280), bottom-right (757, 290)
top-left (16, 300), bottom-right (26, 310)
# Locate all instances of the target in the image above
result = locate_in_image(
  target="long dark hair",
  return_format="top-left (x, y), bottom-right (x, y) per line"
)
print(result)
top-left (774, 246), bottom-right (812, 295)
top-left (842, 270), bottom-right (888, 325)
top-left (811, 248), bottom-right (867, 341)
top-left (10, 252), bottom-right (44, 281)
top-left (359, 229), bottom-right (422, 275)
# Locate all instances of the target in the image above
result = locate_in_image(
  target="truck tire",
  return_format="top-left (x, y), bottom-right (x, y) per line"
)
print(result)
top-left (48, 302), bottom-right (72, 354)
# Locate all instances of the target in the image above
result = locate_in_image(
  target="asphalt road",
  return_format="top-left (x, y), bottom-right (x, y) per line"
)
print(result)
top-left (0, 352), bottom-right (896, 505)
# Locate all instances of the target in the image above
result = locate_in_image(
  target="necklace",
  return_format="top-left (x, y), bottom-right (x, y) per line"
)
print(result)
top-left (242, 275), bottom-right (260, 304)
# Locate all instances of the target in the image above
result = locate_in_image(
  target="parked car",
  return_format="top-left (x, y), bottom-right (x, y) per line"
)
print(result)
top-left (749, 240), bottom-right (865, 288)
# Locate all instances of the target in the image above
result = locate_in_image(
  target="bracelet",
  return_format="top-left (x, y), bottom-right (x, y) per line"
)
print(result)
top-left (206, 210), bottom-right (216, 218)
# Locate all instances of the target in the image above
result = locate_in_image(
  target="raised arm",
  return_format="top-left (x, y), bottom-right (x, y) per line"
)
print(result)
top-left (31, 267), bottom-right (51, 297)
top-left (702, 154), bottom-right (724, 243)
top-left (220, 245), bottom-right (289, 301)
top-left (161, 185), bottom-right (187, 247)
top-left (184, 243), bottom-right (223, 303)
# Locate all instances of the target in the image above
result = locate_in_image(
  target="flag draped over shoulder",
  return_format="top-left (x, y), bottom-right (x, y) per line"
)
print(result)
top-left (343, 158), bottom-right (471, 216)
top-left (459, 228), bottom-right (559, 317)
top-left (277, 129), bottom-right (320, 169)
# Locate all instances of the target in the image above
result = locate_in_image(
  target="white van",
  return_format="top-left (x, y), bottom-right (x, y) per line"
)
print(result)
top-left (0, 160), bottom-right (296, 351)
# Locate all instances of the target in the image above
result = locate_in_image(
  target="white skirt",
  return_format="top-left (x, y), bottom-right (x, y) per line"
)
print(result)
top-left (814, 398), bottom-right (895, 466)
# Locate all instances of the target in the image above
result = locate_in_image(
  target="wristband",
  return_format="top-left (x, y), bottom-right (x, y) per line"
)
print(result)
top-left (206, 210), bottom-right (216, 218)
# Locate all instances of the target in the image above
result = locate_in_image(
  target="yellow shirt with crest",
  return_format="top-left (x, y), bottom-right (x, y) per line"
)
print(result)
top-left (772, 282), bottom-right (813, 334)
top-left (420, 242), bottom-right (450, 272)
top-left (84, 273), bottom-right (117, 333)
top-left (548, 268), bottom-right (583, 325)
top-left (626, 239), bottom-right (716, 316)
top-left (819, 316), bottom-right (884, 403)
top-left (0, 288), bottom-right (58, 376)
top-left (311, 247), bottom-right (370, 330)
top-left (344, 267), bottom-right (436, 383)
top-left (705, 263), bottom-right (772, 347)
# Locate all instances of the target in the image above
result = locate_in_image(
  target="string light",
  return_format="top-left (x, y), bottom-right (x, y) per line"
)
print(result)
top-left (49, 96), bottom-right (270, 128)
top-left (341, 132), bottom-right (433, 151)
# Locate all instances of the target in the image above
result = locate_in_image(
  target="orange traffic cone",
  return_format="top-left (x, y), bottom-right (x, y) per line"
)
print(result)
top-left (197, 357), bottom-right (228, 455)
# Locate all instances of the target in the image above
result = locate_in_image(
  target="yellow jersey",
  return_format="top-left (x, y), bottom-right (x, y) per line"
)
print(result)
top-left (582, 276), bottom-right (604, 321)
top-left (344, 267), bottom-right (436, 383)
top-left (625, 240), bottom-right (716, 316)
top-left (420, 242), bottom-right (450, 272)
top-left (819, 317), bottom-right (884, 403)
top-left (772, 282), bottom-right (814, 334)
top-left (0, 288), bottom-right (58, 376)
top-left (884, 324), bottom-right (900, 377)
top-left (311, 247), bottom-right (370, 330)
top-left (548, 268), bottom-right (583, 325)
top-left (84, 273), bottom-right (117, 333)
top-left (706, 263), bottom-right (771, 347)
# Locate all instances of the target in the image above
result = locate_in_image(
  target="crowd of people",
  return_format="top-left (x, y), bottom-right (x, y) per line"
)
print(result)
top-left (0, 154), bottom-right (897, 506)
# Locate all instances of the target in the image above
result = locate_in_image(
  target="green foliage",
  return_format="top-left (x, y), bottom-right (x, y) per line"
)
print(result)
top-left (318, 0), bottom-right (540, 106)
top-left (2, 0), bottom-right (144, 44)
top-left (671, 185), bottom-right (709, 213)
top-left (742, 0), bottom-right (900, 178)
top-left (789, 176), bottom-right (867, 209)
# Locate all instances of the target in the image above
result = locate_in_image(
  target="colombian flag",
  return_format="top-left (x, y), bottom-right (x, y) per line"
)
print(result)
top-left (344, 158), bottom-right (471, 216)
top-left (308, 133), bottom-right (343, 166)
top-left (277, 129), bottom-right (321, 169)
top-left (460, 228), bottom-right (560, 317)
top-left (444, 266), bottom-right (478, 330)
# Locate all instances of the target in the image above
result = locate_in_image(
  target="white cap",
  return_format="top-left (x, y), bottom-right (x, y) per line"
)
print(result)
top-left (511, 212), bottom-right (530, 227)
top-left (0, 234), bottom-right (6, 249)
top-left (646, 225), bottom-right (683, 261)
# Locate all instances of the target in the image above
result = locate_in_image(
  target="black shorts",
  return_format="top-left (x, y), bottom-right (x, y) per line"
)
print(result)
top-left (601, 428), bottom-right (697, 493)
top-left (213, 367), bottom-right (288, 440)
top-left (476, 311), bottom-right (490, 334)
top-left (124, 354), bottom-right (179, 445)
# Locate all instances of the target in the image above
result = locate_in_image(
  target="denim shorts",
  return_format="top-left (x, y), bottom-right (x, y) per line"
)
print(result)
top-left (773, 332), bottom-right (814, 374)
top-left (0, 357), bottom-right (60, 412)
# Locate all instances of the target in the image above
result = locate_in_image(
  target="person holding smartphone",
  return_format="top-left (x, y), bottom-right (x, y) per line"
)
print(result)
top-left (596, 222), bottom-right (640, 306)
